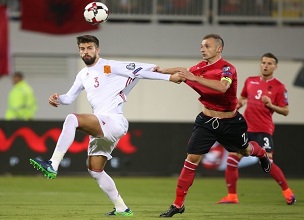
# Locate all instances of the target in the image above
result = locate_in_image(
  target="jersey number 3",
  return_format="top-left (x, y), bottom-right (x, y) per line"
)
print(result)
top-left (255, 89), bottom-right (262, 100)
top-left (94, 77), bottom-right (100, 88)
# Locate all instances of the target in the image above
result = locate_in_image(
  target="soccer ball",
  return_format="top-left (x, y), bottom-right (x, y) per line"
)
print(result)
top-left (84, 2), bottom-right (109, 25)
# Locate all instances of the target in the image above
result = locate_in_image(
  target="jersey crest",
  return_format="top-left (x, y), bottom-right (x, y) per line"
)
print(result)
top-left (104, 65), bottom-right (111, 74)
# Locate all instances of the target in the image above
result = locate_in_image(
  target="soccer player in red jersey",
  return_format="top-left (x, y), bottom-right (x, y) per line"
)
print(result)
top-left (217, 53), bottom-right (296, 205)
top-left (156, 34), bottom-right (271, 217)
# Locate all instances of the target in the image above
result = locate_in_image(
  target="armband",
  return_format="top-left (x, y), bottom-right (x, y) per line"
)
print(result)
top-left (221, 76), bottom-right (232, 84)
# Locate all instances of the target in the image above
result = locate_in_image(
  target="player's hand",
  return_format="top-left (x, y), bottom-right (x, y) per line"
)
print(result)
top-left (261, 95), bottom-right (272, 108)
top-left (152, 66), bottom-right (162, 72)
top-left (49, 93), bottom-right (60, 107)
top-left (169, 73), bottom-right (185, 84)
top-left (236, 102), bottom-right (242, 110)
top-left (178, 69), bottom-right (197, 81)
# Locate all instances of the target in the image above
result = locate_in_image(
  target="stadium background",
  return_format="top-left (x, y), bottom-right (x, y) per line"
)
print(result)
top-left (0, 0), bottom-right (303, 177)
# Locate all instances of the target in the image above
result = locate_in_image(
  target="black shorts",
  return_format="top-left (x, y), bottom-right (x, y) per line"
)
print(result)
top-left (248, 132), bottom-right (273, 153)
top-left (187, 112), bottom-right (248, 155)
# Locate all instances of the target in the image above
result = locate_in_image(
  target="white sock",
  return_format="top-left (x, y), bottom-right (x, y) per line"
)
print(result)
top-left (50, 114), bottom-right (78, 171)
top-left (88, 169), bottom-right (128, 212)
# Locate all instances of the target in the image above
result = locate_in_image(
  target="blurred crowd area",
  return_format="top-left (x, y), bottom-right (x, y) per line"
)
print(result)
top-left (2, 0), bottom-right (304, 25)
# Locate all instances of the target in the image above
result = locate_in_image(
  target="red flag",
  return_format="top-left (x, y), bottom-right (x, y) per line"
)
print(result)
top-left (0, 5), bottom-right (10, 76)
top-left (21, 0), bottom-right (99, 35)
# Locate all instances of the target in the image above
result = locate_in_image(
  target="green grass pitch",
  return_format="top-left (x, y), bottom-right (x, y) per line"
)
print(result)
top-left (0, 176), bottom-right (303, 219)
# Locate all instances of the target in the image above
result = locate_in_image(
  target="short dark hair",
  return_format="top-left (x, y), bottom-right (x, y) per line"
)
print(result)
top-left (203, 34), bottom-right (224, 50)
top-left (262, 53), bottom-right (278, 64)
top-left (76, 35), bottom-right (99, 48)
top-left (13, 71), bottom-right (24, 79)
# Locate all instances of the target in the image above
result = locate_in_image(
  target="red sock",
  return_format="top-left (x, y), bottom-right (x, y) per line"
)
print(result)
top-left (270, 162), bottom-right (289, 191)
top-left (249, 141), bottom-right (265, 157)
top-left (225, 154), bottom-right (240, 194)
top-left (173, 160), bottom-right (197, 208)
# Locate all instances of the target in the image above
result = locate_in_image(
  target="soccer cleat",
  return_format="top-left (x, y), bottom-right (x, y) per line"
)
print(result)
top-left (106, 208), bottom-right (133, 217)
top-left (283, 188), bottom-right (296, 205)
top-left (216, 194), bottom-right (239, 204)
top-left (258, 149), bottom-right (271, 173)
top-left (29, 158), bottom-right (57, 179)
top-left (159, 205), bottom-right (185, 217)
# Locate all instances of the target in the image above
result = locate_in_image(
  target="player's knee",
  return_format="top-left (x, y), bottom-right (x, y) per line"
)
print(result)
top-left (88, 169), bottom-right (102, 179)
top-left (64, 114), bottom-right (78, 127)
top-left (268, 153), bottom-right (273, 162)
top-left (88, 169), bottom-right (96, 179)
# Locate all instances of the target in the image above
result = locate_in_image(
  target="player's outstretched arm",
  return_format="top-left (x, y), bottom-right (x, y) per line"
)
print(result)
top-left (153, 66), bottom-right (187, 75)
top-left (178, 69), bottom-right (230, 93)
top-left (135, 70), bottom-right (183, 84)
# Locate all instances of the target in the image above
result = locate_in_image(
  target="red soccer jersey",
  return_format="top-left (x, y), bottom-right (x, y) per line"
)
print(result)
top-left (185, 58), bottom-right (238, 111)
top-left (241, 76), bottom-right (288, 135)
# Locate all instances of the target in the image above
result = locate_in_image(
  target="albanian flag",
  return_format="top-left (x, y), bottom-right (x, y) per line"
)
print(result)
top-left (21, 0), bottom-right (99, 35)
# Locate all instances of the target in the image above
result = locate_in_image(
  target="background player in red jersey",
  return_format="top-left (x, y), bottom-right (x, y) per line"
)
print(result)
top-left (217, 53), bottom-right (296, 205)
top-left (155, 34), bottom-right (271, 218)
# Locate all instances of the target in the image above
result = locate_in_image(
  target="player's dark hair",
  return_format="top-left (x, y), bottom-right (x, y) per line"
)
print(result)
top-left (203, 34), bottom-right (224, 50)
top-left (76, 35), bottom-right (99, 48)
top-left (262, 53), bottom-right (278, 64)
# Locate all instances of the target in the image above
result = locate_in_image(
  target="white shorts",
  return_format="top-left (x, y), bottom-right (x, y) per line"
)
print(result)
top-left (87, 113), bottom-right (128, 160)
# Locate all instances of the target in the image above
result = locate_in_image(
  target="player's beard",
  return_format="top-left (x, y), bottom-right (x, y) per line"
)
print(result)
top-left (82, 55), bottom-right (97, 66)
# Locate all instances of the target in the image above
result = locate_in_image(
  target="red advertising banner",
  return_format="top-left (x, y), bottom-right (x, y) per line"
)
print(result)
top-left (0, 121), bottom-right (302, 177)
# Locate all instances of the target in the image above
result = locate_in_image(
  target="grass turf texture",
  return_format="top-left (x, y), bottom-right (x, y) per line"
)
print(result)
top-left (0, 176), bottom-right (303, 219)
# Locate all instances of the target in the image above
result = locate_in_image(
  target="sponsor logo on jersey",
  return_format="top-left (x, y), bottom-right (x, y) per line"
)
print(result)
top-left (104, 65), bottom-right (111, 74)
top-left (132, 67), bottom-right (143, 74)
top-left (249, 81), bottom-right (259, 84)
top-left (126, 63), bottom-right (136, 70)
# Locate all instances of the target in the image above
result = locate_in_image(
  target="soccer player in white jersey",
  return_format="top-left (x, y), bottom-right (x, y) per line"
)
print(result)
top-left (29, 35), bottom-right (182, 217)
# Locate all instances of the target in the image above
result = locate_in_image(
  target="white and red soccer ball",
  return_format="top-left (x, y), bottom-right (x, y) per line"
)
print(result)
top-left (84, 2), bottom-right (109, 25)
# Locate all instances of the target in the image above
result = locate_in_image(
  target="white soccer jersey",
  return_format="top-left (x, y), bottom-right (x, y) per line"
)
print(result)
top-left (58, 58), bottom-right (170, 114)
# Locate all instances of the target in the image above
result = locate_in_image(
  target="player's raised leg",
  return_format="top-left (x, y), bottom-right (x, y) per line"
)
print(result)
top-left (29, 114), bottom-right (79, 178)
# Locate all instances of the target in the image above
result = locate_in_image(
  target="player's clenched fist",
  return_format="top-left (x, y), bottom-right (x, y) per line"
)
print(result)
top-left (49, 93), bottom-right (60, 107)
